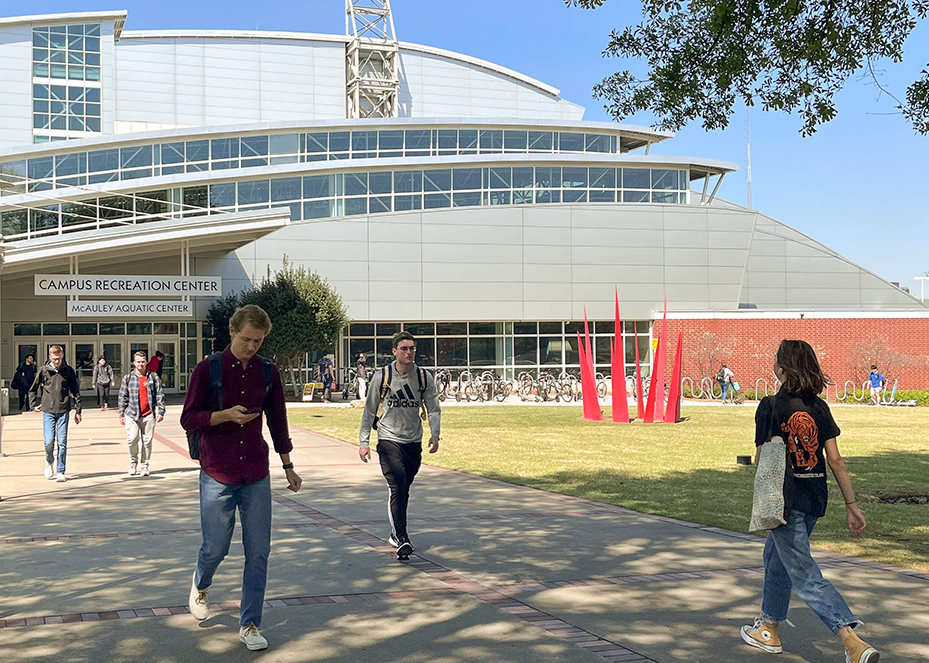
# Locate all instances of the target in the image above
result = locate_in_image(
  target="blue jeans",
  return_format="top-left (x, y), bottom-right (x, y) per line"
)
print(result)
top-left (43, 412), bottom-right (69, 473)
top-left (761, 509), bottom-right (860, 633)
top-left (721, 382), bottom-right (730, 402)
top-left (195, 472), bottom-right (272, 627)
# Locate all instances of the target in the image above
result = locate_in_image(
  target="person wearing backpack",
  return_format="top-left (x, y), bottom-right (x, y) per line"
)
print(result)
top-left (358, 331), bottom-right (441, 560)
top-left (716, 363), bottom-right (735, 403)
top-left (180, 305), bottom-right (302, 652)
top-left (92, 355), bottom-right (115, 410)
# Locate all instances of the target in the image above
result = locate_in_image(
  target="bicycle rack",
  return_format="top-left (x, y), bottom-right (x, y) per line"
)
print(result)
top-left (681, 376), bottom-right (699, 398)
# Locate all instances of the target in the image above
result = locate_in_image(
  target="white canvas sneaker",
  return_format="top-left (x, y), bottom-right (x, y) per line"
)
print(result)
top-left (239, 623), bottom-right (268, 650)
top-left (188, 572), bottom-right (210, 621)
top-left (44, 464), bottom-right (54, 479)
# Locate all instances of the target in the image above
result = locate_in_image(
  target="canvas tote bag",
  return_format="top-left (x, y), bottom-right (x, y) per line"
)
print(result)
top-left (750, 435), bottom-right (789, 532)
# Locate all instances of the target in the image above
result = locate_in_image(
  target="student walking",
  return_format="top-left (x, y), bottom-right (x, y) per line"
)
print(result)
top-left (355, 352), bottom-right (368, 399)
top-left (12, 354), bottom-right (37, 411)
top-left (92, 355), bottom-right (114, 410)
top-left (716, 363), bottom-right (735, 403)
top-left (742, 340), bottom-right (879, 663)
top-left (359, 331), bottom-right (441, 560)
top-left (867, 365), bottom-right (885, 406)
top-left (181, 305), bottom-right (301, 651)
top-left (28, 345), bottom-right (82, 482)
top-left (118, 351), bottom-right (166, 476)
top-left (317, 353), bottom-right (334, 402)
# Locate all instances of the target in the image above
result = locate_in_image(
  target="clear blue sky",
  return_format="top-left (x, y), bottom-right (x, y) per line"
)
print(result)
top-left (9, 1), bottom-right (928, 291)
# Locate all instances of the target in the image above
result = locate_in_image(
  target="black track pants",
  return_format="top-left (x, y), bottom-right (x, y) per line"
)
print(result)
top-left (376, 438), bottom-right (422, 541)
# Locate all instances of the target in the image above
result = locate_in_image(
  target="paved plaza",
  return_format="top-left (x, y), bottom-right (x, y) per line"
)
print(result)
top-left (0, 404), bottom-right (926, 662)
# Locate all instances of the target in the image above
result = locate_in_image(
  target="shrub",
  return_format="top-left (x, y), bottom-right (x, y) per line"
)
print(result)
top-left (893, 390), bottom-right (929, 406)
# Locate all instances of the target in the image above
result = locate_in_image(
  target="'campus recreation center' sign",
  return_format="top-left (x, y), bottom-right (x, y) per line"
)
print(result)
top-left (35, 275), bottom-right (221, 297)
top-left (67, 301), bottom-right (194, 318)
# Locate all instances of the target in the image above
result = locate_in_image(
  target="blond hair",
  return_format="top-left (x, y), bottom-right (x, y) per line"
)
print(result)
top-left (229, 304), bottom-right (273, 334)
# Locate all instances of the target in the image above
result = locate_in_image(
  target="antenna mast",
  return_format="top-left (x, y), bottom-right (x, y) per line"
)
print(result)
top-left (345, 0), bottom-right (400, 119)
top-left (746, 104), bottom-right (753, 209)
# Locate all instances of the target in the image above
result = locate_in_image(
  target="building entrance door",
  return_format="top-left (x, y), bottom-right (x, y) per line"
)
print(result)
top-left (155, 341), bottom-right (176, 390)
top-left (72, 341), bottom-right (98, 392)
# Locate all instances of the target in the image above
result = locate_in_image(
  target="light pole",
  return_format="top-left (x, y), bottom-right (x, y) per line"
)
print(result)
top-left (915, 274), bottom-right (929, 302)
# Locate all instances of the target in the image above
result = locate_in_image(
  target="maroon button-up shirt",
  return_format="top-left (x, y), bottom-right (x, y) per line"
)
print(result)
top-left (181, 348), bottom-right (293, 485)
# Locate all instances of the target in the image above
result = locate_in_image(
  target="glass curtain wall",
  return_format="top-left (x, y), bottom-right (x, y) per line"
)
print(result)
top-left (342, 320), bottom-right (652, 379)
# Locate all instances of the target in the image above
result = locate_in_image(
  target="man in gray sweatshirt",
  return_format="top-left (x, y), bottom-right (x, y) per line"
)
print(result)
top-left (359, 331), bottom-right (441, 559)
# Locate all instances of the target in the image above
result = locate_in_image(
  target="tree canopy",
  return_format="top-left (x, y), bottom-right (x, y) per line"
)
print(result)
top-left (566, 0), bottom-right (929, 135)
top-left (206, 258), bottom-right (349, 392)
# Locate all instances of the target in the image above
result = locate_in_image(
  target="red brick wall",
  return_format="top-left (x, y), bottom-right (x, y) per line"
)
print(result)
top-left (657, 317), bottom-right (929, 392)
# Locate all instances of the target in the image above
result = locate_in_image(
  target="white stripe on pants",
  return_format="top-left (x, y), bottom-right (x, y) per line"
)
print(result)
top-left (126, 413), bottom-right (156, 469)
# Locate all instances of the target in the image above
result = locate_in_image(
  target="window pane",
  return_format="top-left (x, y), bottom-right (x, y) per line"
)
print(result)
top-left (534, 167), bottom-right (561, 188)
top-left (512, 167), bottom-right (533, 189)
top-left (55, 152), bottom-right (86, 177)
top-left (405, 130), bottom-right (431, 152)
top-left (394, 170), bottom-right (422, 193)
top-left (306, 132), bottom-right (328, 154)
top-left (241, 135), bottom-right (268, 157)
top-left (479, 129), bottom-right (502, 151)
top-left (304, 174), bottom-right (336, 198)
top-left (562, 167), bottom-right (587, 188)
top-left (210, 183), bottom-right (235, 208)
top-left (558, 132), bottom-right (585, 152)
top-left (186, 140), bottom-right (209, 163)
top-left (394, 195), bottom-right (422, 211)
top-left (352, 131), bottom-right (377, 152)
top-left (514, 322), bottom-right (537, 334)
top-left (270, 133), bottom-right (298, 155)
top-left (237, 180), bottom-right (269, 205)
top-left (651, 168), bottom-right (678, 190)
top-left (589, 167), bottom-right (615, 189)
top-left (304, 199), bottom-right (335, 219)
top-left (622, 168), bottom-right (650, 189)
top-left (436, 322), bottom-right (467, 335)
top-left (369, 171), bottom-right (392, 194)
top-left (211, 138), bottom-right (239, 160)
top-left (345, 173), bottom-right (368, 195)
top-left (539, 337), bottom-right (563, 364)
top-left (585, 134), bottom-right (611, 153)
top-left (345, 197), bottom-right (367, 216)
top-left (404, 322), bottom-right (435, 335)
top-left (423, 193), bottom-right (450, 209)
top-left (423, 169), bottom-right (451, 191)
top-left (470, 338), bottom-right (500, 366)
top-left (270, 177), bottom-right (301, 201)
top-left (514, 337), bottom-right (537, 365)
top-left (378, 130), bottom-right (404, 151)
top-left (528, 131), bottom-right (553, 151)
top-left (489, 167), bottom-right (511, 189)
top-left (437, 338), bottom-right (467, 367)
top-left (458, 129), bottom-right (477, 152)
top-left (504, 130), bottom-right (527, 150)
top-left (436, 129), bottom-right (457, 150)
top-left (120, 145), bottom-right (153, 169)
top-left (127, 323), bottom-right (152, 335)
top-left (453, 168), bottom-right (481, 190)
top-left (349, 323), bottom-right (375, 336)
top-left (452, 192), bottom-right (481, 207)
top-left (623, 190), bottom-right (650, 203)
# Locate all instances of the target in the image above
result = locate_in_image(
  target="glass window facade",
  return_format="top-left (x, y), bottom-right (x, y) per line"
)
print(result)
top-left (32, 24), bottom-right (102, 142)
top-left (4, 127), bottom-right (626, 189)
top-left (0, 165), bottom-right (689, 239)
top-left (342, 320), bottom-right (652, 378)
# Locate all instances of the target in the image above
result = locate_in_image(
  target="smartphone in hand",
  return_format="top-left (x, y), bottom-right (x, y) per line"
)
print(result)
top-left (243, 407), bottom-right (262, 414)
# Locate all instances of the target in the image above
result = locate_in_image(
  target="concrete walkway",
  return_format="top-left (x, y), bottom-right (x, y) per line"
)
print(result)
top-left (0, 405), bottom-right (926, 663)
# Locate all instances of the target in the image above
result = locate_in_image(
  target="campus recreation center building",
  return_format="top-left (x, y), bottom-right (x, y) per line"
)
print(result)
top-left (1, 7), bottom-right (927, 399)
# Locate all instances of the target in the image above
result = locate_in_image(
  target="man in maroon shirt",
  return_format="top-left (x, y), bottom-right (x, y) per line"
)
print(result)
top-left (181, 304), bottom-right (301, 651)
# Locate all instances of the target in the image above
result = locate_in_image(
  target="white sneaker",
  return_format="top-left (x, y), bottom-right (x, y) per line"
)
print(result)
top-left (141, 466), bottom-right (150, 477)
top-left (128, 463), bottom-right (137, 476)
top-left (56, 473), bottom-right (66, 483)
top-left (188, 572), bottom-right (210, 621)
top-left (239, 623), bottom-right (268, 651)
top-left (44, 464), bottom-right (54, 479)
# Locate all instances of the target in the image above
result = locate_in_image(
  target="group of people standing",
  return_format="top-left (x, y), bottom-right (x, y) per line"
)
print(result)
top-left (19, 346), bottom-right (166, 482)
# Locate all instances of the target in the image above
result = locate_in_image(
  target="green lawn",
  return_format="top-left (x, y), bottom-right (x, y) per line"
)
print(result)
top-left (288, 403), bottom-right (929, 571)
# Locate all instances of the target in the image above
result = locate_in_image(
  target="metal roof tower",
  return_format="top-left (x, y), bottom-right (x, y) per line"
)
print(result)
top-left (345, 0), bottom-right (400, 118)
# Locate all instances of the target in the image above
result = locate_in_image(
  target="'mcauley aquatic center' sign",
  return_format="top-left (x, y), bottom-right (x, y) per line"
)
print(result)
top-left (35, 275), bottom-right (221, 297)
top-left (67, 301), bottom-right (194, 318)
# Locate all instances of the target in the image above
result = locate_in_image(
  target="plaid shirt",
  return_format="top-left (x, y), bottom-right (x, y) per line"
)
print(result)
top-left (118, 371), bottom-right (166, 420)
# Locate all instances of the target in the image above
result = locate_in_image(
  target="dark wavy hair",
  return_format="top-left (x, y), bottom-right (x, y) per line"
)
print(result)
top-left (776, 340), bottom-right (829, 395)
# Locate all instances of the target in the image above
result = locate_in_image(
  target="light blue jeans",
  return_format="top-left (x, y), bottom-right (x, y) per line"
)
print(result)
top-left (43, 411), bottom-right (69, 473)
top-left (194, 472), bottom-right (272, 628)
top-left (721, 382), bottom-right (730, 402)
top-left (761, 509), bottom-right (860, 633)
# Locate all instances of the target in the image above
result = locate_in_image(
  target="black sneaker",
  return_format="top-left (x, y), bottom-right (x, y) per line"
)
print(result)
top-left (396, 541), bottom-right (414, 560)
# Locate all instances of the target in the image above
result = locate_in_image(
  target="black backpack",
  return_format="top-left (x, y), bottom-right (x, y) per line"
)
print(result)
top-left (715, 368), bottom-right (727, 382)
top-left (185, 352), bottom-right (275, 460)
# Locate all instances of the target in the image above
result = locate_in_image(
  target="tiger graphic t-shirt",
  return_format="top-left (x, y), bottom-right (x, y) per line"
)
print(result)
top-left (754, 389), bottom-right (841, 518)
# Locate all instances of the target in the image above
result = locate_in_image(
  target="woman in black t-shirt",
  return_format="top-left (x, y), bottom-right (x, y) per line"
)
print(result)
top-left (741, 340), bottom-right (879, 663)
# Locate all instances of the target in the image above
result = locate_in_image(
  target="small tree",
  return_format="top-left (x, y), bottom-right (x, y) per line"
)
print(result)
top-left (688, 331), bottom-right (736, 383)
top-left (847, 334), bottom-right (915, 384)
top-left (204, 257), bottom-right (349, 396)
